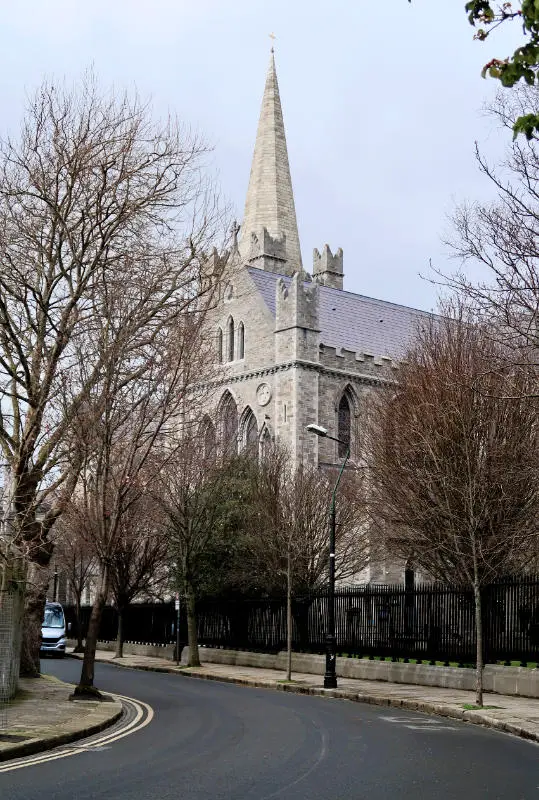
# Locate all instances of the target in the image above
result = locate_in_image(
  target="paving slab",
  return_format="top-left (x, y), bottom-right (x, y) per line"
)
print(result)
top-left (0, 674), bottom-right (122, 762)
top-left (75, 648), bottom-right (539, 745)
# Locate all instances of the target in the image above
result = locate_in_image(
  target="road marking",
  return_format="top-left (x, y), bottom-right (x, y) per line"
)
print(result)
top-left (380, 715), bottom-right (459, 731)
top-left (258, 719), bottom-right (329, 800)
top-left (0, 693), bottom-right (154, 774)
top-left (381, 716), bottom-right (441, 724)
top-left (65, 745), bottom-right (113, 752)
top-left (405, 724), bottom-right (459, 731)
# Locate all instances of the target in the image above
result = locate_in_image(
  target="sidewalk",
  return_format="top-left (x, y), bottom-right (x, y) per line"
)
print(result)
top-left (76, 648), bottom-right (539, 744)
top-left (0, 674), bottom-right (122, 762)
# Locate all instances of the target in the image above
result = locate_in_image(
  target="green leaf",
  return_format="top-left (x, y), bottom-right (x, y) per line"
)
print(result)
top-left (466, 1), bottom-right (494, 25)
top-left (512, 113), bottom-right (539, 140)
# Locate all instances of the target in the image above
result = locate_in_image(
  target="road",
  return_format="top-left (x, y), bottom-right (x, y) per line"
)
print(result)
top-left (2, 658), bottom-right (539, 799)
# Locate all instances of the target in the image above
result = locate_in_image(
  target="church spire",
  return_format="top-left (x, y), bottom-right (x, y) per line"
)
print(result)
top-left (239, 49), bottom-right (303, 274)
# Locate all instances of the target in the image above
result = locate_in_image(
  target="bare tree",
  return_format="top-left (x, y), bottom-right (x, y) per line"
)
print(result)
top-left (446, 83), bottom-right (539, 366)
top-left (246, 445), bottom-right (368, 680)
top-left (109, 493), bottom-right (168, 659)
top-left (367, 307), bottom-right (539, 706)
top-left (71, 301), bottom-right (219, 695)
top-left (0, 71), bottom-right (226, 676)
top-left (156, 440), bottom-right (254, 668)
top-left (53, 515), bottom-right (97, 652)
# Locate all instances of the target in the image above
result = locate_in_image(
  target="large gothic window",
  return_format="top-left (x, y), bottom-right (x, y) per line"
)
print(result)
top-left (220, 392), bottom-right (238, 455)
top-left (227, 317), bottom-right (234, 362)
top-left (242, 407), bottom-right (258, 453)
top-left (237, 322), bottom-right (245, 360)
top-left (337, 393), bottom-right (351, 458)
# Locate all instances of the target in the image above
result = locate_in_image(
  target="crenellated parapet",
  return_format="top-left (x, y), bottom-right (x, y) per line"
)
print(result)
top-left (246, 226), bottom-right (299, 276)
top-left (250, 227), bottom-right (286, 262)
top-left (318, 343), bottom-right (398, 376)
top-left (201, 246), bottom-right (229, 281)
top-left (313, 244), bottom-right (344, 290)
top-left (200, 247), bottom-right (230, 295)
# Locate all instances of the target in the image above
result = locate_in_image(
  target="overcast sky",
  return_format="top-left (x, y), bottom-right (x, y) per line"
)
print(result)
top-left (0, 1), bottom-right (524, 311)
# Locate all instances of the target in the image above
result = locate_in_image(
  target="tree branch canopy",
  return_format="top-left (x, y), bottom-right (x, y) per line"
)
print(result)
top-left (367, 304), bottom-right (539, 587)
top-left (406, 2), bottom-right (539, 137)
top-left (0, 70), bottom-right (226, 570)
top-left (464, 1), bottom-right (539, 138)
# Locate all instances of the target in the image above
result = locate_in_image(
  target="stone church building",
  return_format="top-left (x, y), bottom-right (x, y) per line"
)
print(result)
top-left (200, 51), bottom-right (428, 582)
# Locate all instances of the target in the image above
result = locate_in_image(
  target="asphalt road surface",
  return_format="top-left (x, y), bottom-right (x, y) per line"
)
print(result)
top-left (2, 658), bottom-right (539, 799)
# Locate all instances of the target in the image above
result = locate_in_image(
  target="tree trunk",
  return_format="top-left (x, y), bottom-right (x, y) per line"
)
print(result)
top-left (473, 580), bottom-right (484, 707)
top-left (115, 607), bottom-right (124, 658)
top-left (286, 550), bottom-right (292, 681)
top-left (74, 569), bottom-right (108, 696)
top-left (74, 594), bottom-right (85, 653)
top-left (185, 581), bottom-right (200, 667)
top-left (19, 565), bottom-right (49, 678)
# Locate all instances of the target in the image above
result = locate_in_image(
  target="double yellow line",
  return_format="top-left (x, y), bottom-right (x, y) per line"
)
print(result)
top-left (0, 694), bottom-right (154, 774)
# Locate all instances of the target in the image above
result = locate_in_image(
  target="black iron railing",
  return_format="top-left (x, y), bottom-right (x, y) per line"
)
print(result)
top-left (63, 577), bottom-right (539, 665)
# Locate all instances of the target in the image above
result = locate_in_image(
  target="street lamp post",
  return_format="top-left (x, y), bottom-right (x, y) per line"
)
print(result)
top-left (306, 423), bottom-right (350, 689)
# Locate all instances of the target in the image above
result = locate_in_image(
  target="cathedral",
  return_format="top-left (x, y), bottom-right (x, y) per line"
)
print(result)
top-left (201, 50), bottom-right (429, 582)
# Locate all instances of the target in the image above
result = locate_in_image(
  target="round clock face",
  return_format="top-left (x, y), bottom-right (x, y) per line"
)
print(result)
top-left (256, 383), bottom-right (272, 407)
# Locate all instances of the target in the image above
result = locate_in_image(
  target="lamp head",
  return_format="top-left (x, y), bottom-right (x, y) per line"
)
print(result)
top-left (306, 423), bottom-right (328, 438)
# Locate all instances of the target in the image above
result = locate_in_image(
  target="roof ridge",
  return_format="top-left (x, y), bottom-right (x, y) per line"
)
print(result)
top-left (247, 266), bottom-right (430, 316)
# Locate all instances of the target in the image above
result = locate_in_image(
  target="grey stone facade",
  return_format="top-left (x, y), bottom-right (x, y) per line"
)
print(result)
top-left (200, 51), bottom-right (430, 584)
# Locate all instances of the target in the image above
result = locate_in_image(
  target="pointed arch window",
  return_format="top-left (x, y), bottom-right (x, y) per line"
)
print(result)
top-left (242, 407), bottom-right (258, 452)
top-left (217, 328), bottom-right (223, 364)
top-left (200, 416), bottom-right (216, 459)
top-left (227, 317), bottom-right (235, 362)
top-left (237, 322), bottom-right (245, 360)
top-left (260, 426), bottom-right (272, 460)
top-left (220, 392), bottom-right (238, 456)
top-left (337, 393), bottom-right (351, 459)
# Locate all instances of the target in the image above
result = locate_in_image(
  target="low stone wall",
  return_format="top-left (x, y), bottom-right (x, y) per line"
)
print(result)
top-left (68, 639), bottom-right (176, 660)
top-left (190, 647), bottom-right (539, 699)
top-left (68, 639), bottom-right (539, 699)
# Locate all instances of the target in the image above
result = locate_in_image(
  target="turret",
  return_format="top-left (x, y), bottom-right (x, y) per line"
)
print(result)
top-left (275, 273), bottom-right (320, 362)
top-left (313, 245), bottom-right (344, 290)
top-left (200, 247), bottom-right (229, 291)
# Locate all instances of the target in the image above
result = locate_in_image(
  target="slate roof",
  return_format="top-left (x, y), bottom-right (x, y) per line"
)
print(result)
top-left (247, 267), bottom-right (431, 360)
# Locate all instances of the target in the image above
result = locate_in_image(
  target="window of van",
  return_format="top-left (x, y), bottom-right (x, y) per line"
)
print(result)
top-left (43, 607), bottom-right (64, 628)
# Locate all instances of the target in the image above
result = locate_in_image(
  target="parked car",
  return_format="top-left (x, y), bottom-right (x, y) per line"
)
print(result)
top-left (40, 602), bottom-right (67, 658)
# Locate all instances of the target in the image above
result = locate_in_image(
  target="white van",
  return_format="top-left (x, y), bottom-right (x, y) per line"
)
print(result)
top-left (40, 602), bottom-right (67, 657)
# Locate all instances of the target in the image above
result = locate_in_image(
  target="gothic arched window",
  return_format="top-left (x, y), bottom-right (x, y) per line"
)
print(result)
top-left (238, 322), bottom-right (245, 360)
top-left (220, 391), bottom-right (238, 455)
top-left (227, 317), bottom-right (234, 362)
top-left (217, 328), bottom-right (223, 364)
top-left (200, 416), bottom-right (216, 459)
top-left (337, 393), bottom-right (351, 458)
top-left (242, 407), bottom-right (258, 452)
top-left (260, 426), bottom-right (272, 460)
